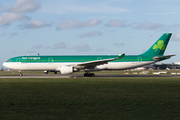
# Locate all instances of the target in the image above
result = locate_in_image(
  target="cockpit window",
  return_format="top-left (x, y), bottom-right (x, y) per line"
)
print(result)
top-left (6, 60), bottom-right (12, 62)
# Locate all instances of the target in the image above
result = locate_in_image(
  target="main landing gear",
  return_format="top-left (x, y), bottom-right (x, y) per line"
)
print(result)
top-left (44, 71), bottom-right (57, 74)
top-left (84, 72), bottom-right (95, 77)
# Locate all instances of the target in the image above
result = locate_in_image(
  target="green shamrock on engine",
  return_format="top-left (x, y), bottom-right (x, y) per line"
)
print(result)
top-left (153, 40), bottom-right (166, 52)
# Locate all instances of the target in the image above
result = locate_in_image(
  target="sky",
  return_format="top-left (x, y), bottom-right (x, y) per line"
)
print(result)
top-left (1, 0), bottom-right (180, 68)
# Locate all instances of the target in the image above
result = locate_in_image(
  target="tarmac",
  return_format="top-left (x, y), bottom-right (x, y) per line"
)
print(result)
top-left (0, 74), bottom-right (180, 78)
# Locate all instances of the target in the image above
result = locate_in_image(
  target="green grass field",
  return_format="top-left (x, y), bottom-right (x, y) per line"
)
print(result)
top-left (1, 77), bottom-right (180, 120)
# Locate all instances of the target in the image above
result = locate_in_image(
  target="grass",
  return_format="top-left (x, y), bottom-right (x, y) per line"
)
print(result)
top-left (1, 77), bottom-right (180, 120)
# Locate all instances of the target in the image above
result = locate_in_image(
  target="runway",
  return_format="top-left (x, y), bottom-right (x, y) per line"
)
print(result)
top-left (0, 74), bottom-right (180, 78)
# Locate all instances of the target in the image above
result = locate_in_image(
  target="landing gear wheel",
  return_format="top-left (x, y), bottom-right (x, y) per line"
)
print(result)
top-left (91, 73), bottom-right (95, 77)
top-left (84, 73), bottom-right (88, 77)
top-left (84, 72), bottom-right (95, 77)
top-left (44, 71), bottom-right (49, 74)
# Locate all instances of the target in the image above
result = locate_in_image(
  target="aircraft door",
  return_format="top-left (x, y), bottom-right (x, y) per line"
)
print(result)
top-left (97, 57), bottom-right (101, 60)
top-left (48, 58), bottom-right (53, 63)
top-left (16, 58), bottom-right (21, 64)
top-left (137, 57), bottom-right (142, 62)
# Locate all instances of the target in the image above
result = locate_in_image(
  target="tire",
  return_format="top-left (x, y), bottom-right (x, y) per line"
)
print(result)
top-left (92, 73), bottom-right (95, 77)
top-left (84, 73), bottom-right (87, 77)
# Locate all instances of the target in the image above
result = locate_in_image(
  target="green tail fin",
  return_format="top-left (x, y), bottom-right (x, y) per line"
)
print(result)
top-left (141, 33), bottom-right (172, 56)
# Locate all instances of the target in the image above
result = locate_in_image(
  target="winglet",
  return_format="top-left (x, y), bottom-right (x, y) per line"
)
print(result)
top-left (119, 53), bottom-right (125, 59)
top-left (114, 53), bottom-right (125, 60)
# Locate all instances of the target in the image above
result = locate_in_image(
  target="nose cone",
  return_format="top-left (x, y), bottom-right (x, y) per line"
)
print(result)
top-left (3, 62), bottom-right (8, 68)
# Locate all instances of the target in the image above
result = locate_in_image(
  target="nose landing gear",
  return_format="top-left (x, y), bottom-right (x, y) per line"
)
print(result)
top-left (19, 71), bottom-right (23, 77)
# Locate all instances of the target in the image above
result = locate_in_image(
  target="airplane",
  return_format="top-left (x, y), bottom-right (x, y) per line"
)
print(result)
top-left (3, 33), bottom-right (175, 77)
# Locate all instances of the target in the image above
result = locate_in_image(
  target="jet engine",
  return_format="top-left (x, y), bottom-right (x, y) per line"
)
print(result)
top-left (44, 71), bottom-right (49, 74)
top-left (59, 66), bottom-right (78, 74)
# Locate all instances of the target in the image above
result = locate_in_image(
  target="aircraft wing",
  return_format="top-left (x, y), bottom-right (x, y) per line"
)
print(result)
top-left (153, 54), bottom-right (176, 62)
top-left (74, 54), bottom-right (125, 69)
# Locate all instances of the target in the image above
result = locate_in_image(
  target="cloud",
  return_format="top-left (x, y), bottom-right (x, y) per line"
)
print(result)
top-left (96, 48), bottom-right (106, 51)
top-left (0, 12), bottom-right (30, 26)
top-left (83, 19), bottom-right (101, 27)
top-left (44, 3), bottom-right (130, 14)
top-left (172, 33), bottom-right (180, 41)
top-left (72, 43), bottom-right (91, 52)
top-left (57, 19), bottom-right (101, 30)
top-left (57, 20), bottom-right (79, 30)
top-left (78, 31), bottom-right (103, 38)
top-left (32, 44), bottom-right (44, 49)
top-left (21, 20), bottom-right (52, 29)
top-left (45, 46), bottom-right (51, 50)
top-left (105, 20), bottom-right (170, 31)
top-left (26, 44), bottom-right (44, 55)
top-left (53, 42), bottom-right (67, 50)
top-left (0, 0), bottom-right (41, 27)
top-left (114, 43), bottom-right (125, 48)
top-left (168, 23), bottom-right (180, 31)
top-left (151, 12), bottom-right (177, 15)
top-left (10, 32), bottom-right (19, 36)
top-left (9, 0), bottom-right (41, 13)
top-left (98, 5), bottom-right (130, 14)
top-left (0, 33), bottom-right (6, 37)
top-left (105, 20), bottom-right (127, 27)
top-left (132, 20), bottom-right (166, 30)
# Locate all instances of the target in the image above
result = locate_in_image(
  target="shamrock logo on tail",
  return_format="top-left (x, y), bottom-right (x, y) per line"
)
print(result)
top-left (153, 40), bottom-right (166, 52)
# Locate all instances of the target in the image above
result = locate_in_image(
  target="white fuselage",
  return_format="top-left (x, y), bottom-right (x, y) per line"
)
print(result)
top-left (3, 61), bottom-right (154, 71)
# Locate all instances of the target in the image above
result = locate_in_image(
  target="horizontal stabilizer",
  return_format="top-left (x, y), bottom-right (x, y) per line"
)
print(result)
top-left (153, 54), bottom-right (176, 62)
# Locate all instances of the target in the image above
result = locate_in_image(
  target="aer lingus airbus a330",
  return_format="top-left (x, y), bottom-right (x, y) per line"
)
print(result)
top-left (3, 33), bottom-right (175, 77)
